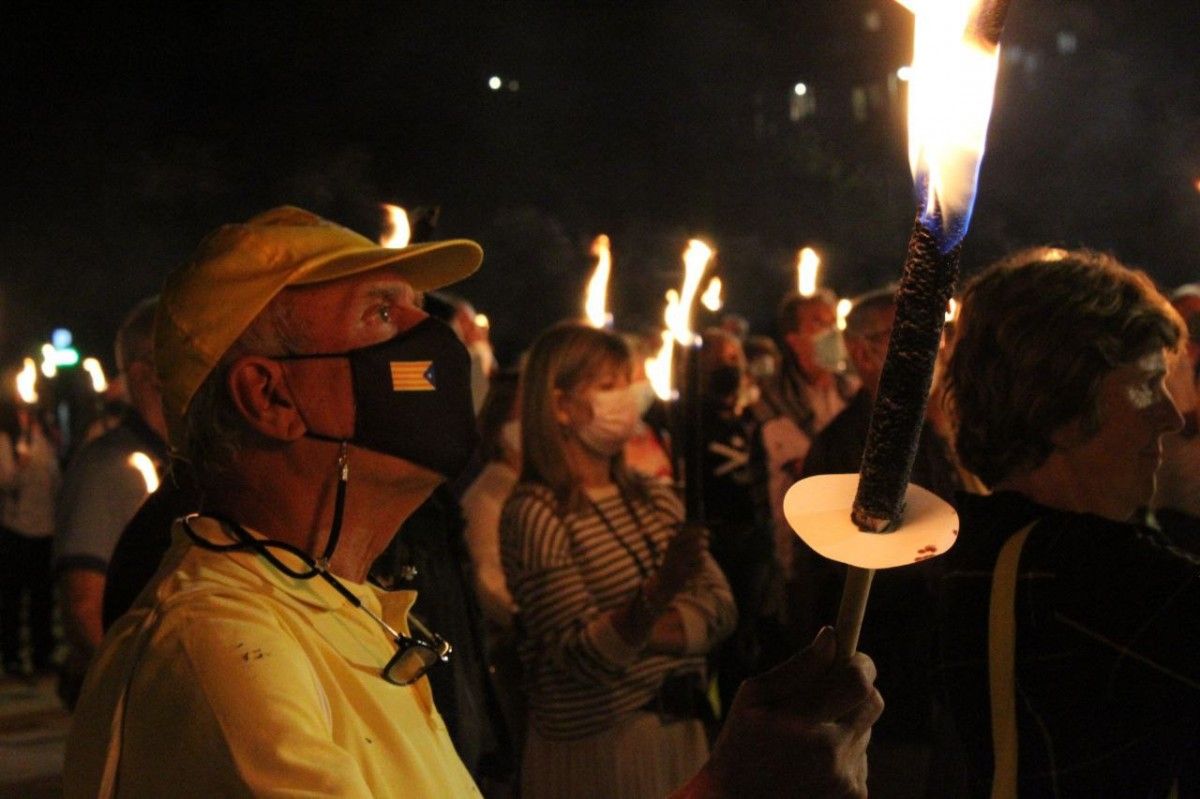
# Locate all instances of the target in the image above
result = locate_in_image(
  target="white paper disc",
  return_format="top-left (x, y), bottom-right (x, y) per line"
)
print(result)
top-left (783, 473), bottom-right (959, 570)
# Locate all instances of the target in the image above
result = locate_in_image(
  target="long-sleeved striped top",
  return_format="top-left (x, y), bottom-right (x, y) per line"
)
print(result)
top-left (500, 479), bottom-right (737, 740)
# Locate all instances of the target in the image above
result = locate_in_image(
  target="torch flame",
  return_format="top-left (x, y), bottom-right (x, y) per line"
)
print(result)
top-left (667, 240), bottom-right (714, 346)
top-left (836, 298), bottom-right (853, 331)
top-left (16, 358), bottom-right (38, 404)
top-left (700, 277), bottom-right (723, 312)
top-left (797, 247), bottom-right (821, 297)
top-left (584, 234), bottom-right (613, 328)
top-left (128, 452), bottom-right (160, 493)
top-left (39, 344), bottom-right (57, 379)
top-left (645, 328), bottom-right (676, 402)
top-left (901, 0), bottom-right (1003, 250)
top-left (945, 297), bottom-right (959, 323)
top-left (82, 357), bottom-right (108, 393)
top-left (379, 204), bottom-right (411, 248)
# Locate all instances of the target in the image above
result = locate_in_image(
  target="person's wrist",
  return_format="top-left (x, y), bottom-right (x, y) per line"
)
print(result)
top-left (641, 574), bottom-right (670, 615)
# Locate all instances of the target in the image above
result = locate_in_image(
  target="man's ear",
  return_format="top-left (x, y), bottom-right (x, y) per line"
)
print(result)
top-left (226, 356), bottom-right (307, 441)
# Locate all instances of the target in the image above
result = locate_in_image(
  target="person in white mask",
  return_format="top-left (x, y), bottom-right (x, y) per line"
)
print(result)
top-left (461, 371), bottom-right (522, 629)
top-left (758, 291), bottom-right (858, 583)
top-left (500, 322), bottom-right (738, 798)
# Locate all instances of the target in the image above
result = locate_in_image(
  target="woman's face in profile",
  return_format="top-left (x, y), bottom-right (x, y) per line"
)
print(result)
top-left (1055, 348), bottom-right (1182, 521)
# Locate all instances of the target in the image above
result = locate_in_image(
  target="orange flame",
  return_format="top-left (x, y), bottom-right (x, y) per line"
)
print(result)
top-left (797, 247), bottom-right (820, 297)
top-left (645, 326), bottom-right (675, 402)
top-left (900, 0), bottom-right (1002, 244)
top-left (584, 234), bottom-right (612, 328)
top-left (82, 357), bottom-right (108, 393)
top-left (379, 204), bottom-right (411, 248)
top-left (701, 276), bottom-right (723, 312)
top-left (128, 452), bottom-right (160, 493)
top-left (836, 298), bottom-right (853, 331)
top-left (667, 240), bottom-right (714, 345)
top-left (16, 358), bottom-right (38, 404)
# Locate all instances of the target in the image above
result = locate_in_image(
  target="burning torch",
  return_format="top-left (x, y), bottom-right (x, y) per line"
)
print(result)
top-left (15, 358), bottom-right (39, 452)
top-left (785, 0), bottom-right (1010, 658)
top-left (584, 235), bottom-right (613, 329)
top-left (670, 240), bottom-right (714, 522)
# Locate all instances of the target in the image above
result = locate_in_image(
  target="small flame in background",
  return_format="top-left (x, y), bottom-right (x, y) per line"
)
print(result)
top-left (128, 452), bottom-right (160, 493)
top-left (945, 297), bottom-right (959, 323)
top-left (82, 357), bottom-right (108, 393)
top-left (701, 277), bottom-right (723, 312)
top-left (797, 247), bottom-right (821, 297)
top-left (474, 313), bottom-right (490, 330)
top-left (39, 344), bottom-right (57, 378)
top-left (836, 298), bottom-right (854, 331)
top-left (646, 239), bottom-right (715, 401)
top-left (584, 234), bottom-right (613, 328)
top-left (667, 240), bottom-right (714, 346)
top-left (379, 204), bottom-right (411, 248)
top-left (16, 358), bottom-right (38, 404)
top-left (898, 0), bottom-right (1003, 251)
top-left (645, 326), bottom-right (675, 402)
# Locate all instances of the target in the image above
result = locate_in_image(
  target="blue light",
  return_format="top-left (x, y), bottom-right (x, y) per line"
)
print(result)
top-left (52, 328), bottom-right (73, 350)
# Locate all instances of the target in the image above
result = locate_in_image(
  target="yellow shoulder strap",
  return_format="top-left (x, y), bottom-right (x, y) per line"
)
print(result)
top-left (988, 520), bottom-right (1037, 799)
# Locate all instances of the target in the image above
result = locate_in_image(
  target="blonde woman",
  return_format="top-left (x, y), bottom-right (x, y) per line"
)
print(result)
top-left (501, 323), bottom-right (736, 799)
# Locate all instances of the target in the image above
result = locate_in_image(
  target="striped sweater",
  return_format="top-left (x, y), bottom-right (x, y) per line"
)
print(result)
top-left (500, 479), bottom-right (737, 740)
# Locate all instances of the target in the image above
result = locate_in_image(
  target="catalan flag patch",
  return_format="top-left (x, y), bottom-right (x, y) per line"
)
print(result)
top-left (390, 360), bottom-right (436, 392)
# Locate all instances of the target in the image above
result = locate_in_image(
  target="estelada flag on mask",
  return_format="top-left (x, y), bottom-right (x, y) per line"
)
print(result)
top-left (391, 361), bottom-right (436, 392)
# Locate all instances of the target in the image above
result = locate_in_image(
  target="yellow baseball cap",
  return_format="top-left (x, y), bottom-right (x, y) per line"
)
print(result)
top-left (156, 205), bottom-right (483, 446)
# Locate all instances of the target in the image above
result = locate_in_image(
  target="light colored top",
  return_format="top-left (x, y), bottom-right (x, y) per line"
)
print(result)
top-left (54, 423), bottom-right (160, 573)
top-left (64, 516), bottom-right (481, 798)
top-left (762, 378), bottom-right (853, 578)
top-left (460, 460), bottom-right (519, 627)
top-left (0, 428), bottom-right (60, 537)
top-left (501, 480), bottom-right (736, 740)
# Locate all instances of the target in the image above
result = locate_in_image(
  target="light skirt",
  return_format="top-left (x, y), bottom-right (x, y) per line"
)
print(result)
top-left (521, 712), bottom-right (709, 799)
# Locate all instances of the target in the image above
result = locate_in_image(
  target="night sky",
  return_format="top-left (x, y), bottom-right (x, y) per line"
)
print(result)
top-left (3, 1), bottom-right (1198, 367)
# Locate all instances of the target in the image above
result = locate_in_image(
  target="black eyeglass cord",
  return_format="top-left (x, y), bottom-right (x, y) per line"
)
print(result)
top-left (586, 487), bottom-right (662, 580)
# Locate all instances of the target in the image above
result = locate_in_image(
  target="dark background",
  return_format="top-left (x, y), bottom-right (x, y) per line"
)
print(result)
top-left (3, 0), bottom-right (1198, 367)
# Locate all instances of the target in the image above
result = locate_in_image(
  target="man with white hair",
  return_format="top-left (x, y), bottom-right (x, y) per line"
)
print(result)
top-left (65, 207), bottom-right (881, 797)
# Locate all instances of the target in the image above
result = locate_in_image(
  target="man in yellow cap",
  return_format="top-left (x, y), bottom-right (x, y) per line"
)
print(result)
top-left (64, 207), bottom-right (881, 797)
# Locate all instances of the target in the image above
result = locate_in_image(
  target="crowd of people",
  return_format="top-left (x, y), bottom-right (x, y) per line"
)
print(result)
top-left (1, 206), bottom-right (1197, 796)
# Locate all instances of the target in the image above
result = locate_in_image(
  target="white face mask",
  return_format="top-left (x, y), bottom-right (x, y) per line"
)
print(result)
top-left (500, 418), bottom-right (521, 456)
top-left (812, 327), bottom-right (846, 372)
top-left (577, 385), bottom-right (643, 457)
top-left (631, 379), bottom-right (657, 416)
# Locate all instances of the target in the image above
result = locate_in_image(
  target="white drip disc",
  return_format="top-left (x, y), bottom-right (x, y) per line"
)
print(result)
top-left (783, 473), bottom-right (959, 570)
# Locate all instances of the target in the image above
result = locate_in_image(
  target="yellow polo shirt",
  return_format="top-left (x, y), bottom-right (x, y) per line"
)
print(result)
top-left (64, 516), bottom-right (481, 798)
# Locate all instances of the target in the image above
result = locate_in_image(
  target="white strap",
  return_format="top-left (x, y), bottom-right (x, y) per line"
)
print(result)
top-left (988, 520), bottom-right (1037, 799)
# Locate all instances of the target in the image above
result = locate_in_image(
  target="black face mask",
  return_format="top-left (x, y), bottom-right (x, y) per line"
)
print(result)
top-left (278, 316), bottom-right (480, 479)
top-left (707, 364), bottom-right (742, 401)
